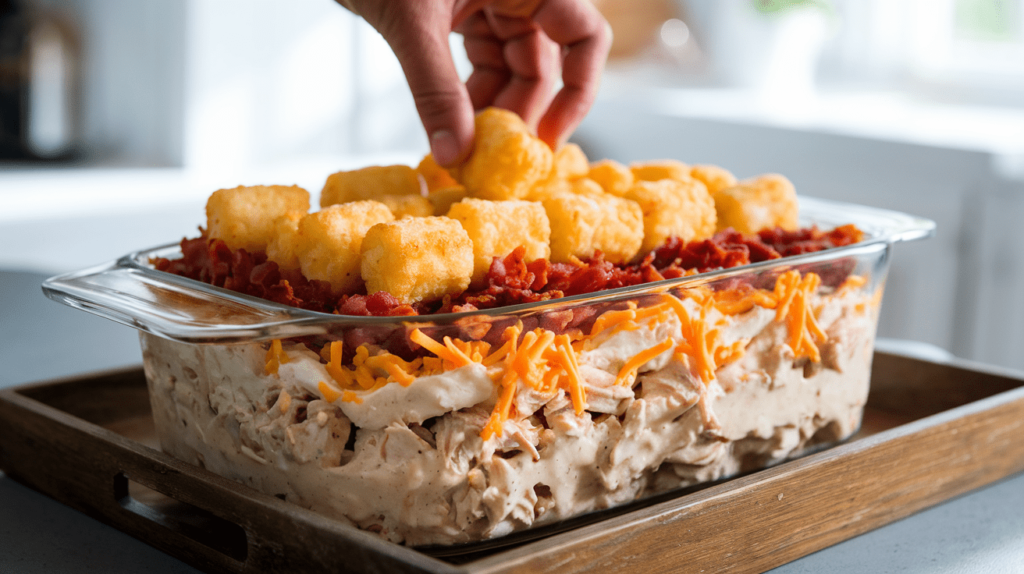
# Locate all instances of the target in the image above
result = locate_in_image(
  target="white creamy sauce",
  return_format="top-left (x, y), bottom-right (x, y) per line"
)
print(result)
top-left (339, 364), bottom-right (495, 430)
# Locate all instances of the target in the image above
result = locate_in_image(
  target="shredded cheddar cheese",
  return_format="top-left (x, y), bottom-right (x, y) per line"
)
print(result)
top-left (614, 338), bottom-right (674, 386)
top-left (264, 339), bottom-right (290, 375)
top-left (318, 380), bottom-right (342, 403)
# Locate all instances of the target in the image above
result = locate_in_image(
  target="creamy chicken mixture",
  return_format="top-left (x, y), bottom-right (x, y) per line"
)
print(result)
top-left (141, 275), bottom-right (877, 546)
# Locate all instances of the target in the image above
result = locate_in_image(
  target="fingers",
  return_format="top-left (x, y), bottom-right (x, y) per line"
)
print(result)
top-left (361, 3), bottom-right (476, 167)
top-left (528, 0), bottom-right (612, 147)
top-left (487, 14), bottom-right (559, 129)
top-left (460, 0), bottom-right (609, 146)
top-left (463, 11), bottom-right (559, 130)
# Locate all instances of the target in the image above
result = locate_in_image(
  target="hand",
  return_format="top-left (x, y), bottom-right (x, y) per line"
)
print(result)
top-left (339, 0), bottom-right (611, 166)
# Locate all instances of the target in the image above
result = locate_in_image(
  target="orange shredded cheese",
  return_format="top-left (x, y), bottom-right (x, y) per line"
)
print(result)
top-left (590, 302), bottom-right (638, 336)
top-left (411, 329), bottom-right (473, 368)
top-left (264, 339), bottom-right (290, 375)
top-left (555, 335), bottom-right (587, 414)
top-left (325, 341), bottom-right (353, 387)
top-left (836, 274), bottom-right (867, 295)
top-left (482, 374), bottom-right (516, 440)
top-left (318, 380), bottom-right (342, 403)
top-left (341, 390), bottom-right (363, 404)
top-left (774, 271), bottom-right (825, 362)
top-left (277, 389), bottom-right (292, 413)
top-left (614, 338), bottom-right (674, 386)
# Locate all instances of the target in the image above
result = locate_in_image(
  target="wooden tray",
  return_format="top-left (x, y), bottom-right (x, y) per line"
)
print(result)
top-left (1, 351), bottom-right (1023, 574)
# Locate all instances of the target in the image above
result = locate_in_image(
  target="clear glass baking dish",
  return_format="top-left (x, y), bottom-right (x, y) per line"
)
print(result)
top-left (42, 196), bottom-right (934, 548)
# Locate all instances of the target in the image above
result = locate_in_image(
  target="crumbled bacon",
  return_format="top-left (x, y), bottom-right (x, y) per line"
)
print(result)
top-left (151, 224), bottom-right (862, 318)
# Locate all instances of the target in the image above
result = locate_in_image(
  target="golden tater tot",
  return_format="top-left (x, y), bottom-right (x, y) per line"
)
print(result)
top-left (295, 201), bottom-right (394, 293)
top-left (265, 210), bottom-right (304, 271)
top-left (625, 178), bottom-right (717, 253)
top-left (542, 193), bottom-right (644, 264)
top-left (378, 195), bottom-right (434, 219)
top-left (361, 217), bottom-right (473, 303)
top-left (690, 164), bottom-right (737, 196)
top-left (571, 178), bottom-right (606, 197)
top-left (452, 108), bottom-right (553, 201)
top-left (447, 198), bottom-right (551, 286)
top-left (428, 185), bottom-right (468, 216)
top-left (417, 153), bottom-right (459, 192)
top-left (553, 143), bottom-right (589, 180)
top-left (587, 159), bottom-right (634, 197)
top-left (524, 177), bottom-right (571, 201)
top-left (206, 185), bottom-right (310, 253)
top-left (630, 159), bottom-right (691, 183)
top-left (320, 165), bottom-right (424, 208)
top-left (714, 174), bottom-right (799, 234)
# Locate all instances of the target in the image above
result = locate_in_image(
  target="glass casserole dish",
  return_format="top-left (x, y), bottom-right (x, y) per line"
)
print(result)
top-left (43, 196), bottom-right (934, 547)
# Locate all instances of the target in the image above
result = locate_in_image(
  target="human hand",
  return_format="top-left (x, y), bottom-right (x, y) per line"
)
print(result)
top-left (338, 0), bottom-right (611, 167)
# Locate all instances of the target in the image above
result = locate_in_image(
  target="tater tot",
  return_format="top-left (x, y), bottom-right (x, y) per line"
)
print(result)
top-left (587, 159), bottom-right (634, 197)
top-left (714, 174), bottom-right (799, 233)
top-left (320, 165), bottom-right (424, 208)
top-left (295, 201), bottom-right (394, 293)
top-left (524, 176), bottom-right (572, 201)
top-left (361, 217), bottom-right (473, 303)
top-left (571, 178), bottom-right (606, 197)
top-left (553, 143), bottom-right (589, 180)
top-left (452, 108), bottom-right (553, 200)
top-left (417, 153), bottom-right (459, 192)
top-left (378, 195), bottom-right (434, 218)
top-left (690, 164), bottom-right (738, 196)
top-left (625, 178), bottom-right (717, 253)
top-left (630, 159), bottom-right (692, 183)
top-left (265, 210), bottom-right (304, 271)
top-left (542, 193), bottom-right (644, 264)
top-left (428, 185), bottom-right (468, 216)
top-left (447, 198), bottom-right (551, 286)
top-left (206, 185), bottom-right (310, 253)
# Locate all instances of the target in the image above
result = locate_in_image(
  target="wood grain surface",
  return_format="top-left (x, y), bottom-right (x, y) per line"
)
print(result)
top-left (1, 352), bottom-right (1022, 574)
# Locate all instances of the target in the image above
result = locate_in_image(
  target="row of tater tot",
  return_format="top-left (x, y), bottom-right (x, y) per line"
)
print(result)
top-left (204, 108), bottom-right (799, 304)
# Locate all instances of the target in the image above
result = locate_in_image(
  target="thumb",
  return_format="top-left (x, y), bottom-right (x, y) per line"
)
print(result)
top-left (376, 12), bottom-right (475, 167)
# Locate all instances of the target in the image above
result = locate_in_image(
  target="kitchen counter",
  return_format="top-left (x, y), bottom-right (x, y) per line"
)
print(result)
top-left (1, 268), bottom-right (1022, 573)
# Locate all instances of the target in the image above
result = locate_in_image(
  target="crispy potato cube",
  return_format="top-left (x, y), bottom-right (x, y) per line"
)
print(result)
top-left (361, 217), bottom-right (473, 303)
top-left (452, 107), bottom-right (553, 200)
top-left (553, 143), bottom-right (589, 180)
top-left (715, 174), bottom-right (798, 233)
top-left (266, 210), bottom-right (305, 271)
top-left (690, 164), bottom-right (737, 196)
top-left (378, 195), bottom-right (434, 218)
top-left (320, 165), bottom-right (424, 207)
top-left (447, 198), bottom-right (551, 286)
top-left (417, 153), bottom-right (459, 192)
top-left (542, 193), bottom-right (643, 264)
top-left (571, 178), bottom-right (606, 197)
top-left (428, 185), bottom-right (468, 216)
top-left (296, 201), bottom-right (394, 293)
top-left (625, 178), bottom-right (717, 253)
top-left (524, 176), bottom-right (571, 201)
top-left (206, 185), bottom-right (310, 253)
top-left (630, 159), bottom-right (691, 183)
top-left (587, 159), bottom-right (634, 197)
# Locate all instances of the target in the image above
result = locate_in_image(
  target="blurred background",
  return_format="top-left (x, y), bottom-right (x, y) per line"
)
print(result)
top-left (2, 0), bottom-right (1023, 371)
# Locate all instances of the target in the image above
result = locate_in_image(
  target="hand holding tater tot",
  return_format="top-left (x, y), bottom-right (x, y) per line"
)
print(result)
top-left (336, 0), bottom-right (611, 166)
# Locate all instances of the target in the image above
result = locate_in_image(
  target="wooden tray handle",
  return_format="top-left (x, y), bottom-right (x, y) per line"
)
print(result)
top-left (114, 470), bottom-right (249, 563)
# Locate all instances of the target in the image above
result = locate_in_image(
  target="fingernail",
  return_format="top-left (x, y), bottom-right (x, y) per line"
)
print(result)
top-left (431, 130), bottom-right (459, 167)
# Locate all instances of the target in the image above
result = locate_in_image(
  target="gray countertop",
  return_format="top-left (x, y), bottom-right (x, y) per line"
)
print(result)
top-left (1, 269), bottom-right (1022, 573)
